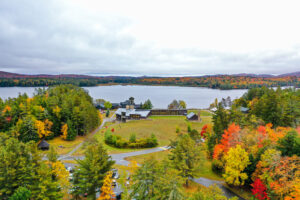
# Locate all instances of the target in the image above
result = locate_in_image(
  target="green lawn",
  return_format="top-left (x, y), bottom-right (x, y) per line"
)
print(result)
top-left (104, 115), bottom-right (211, 147)
top-left (73, 113), bottom-right (212, 155)
top-left (188, 109), bottom-right (213, 117)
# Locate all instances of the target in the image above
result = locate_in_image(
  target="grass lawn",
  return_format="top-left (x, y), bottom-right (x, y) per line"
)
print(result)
top-left (188, 109), bottom-right (213, 117)
top-left (46, 135), bottom-right (87, 155)
top-left (125, 150), bottom-right (170, 163)
top-left (73, 113), bottom-right (212, 155)
top-left (103, 115), bottom-right (211, 147)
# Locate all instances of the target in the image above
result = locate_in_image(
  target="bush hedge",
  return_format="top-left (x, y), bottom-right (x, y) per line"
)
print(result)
top-left (104, 131), bottom-right (158, 148)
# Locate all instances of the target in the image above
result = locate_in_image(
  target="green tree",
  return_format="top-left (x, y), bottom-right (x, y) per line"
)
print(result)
top-left (73, 142), bottom-right (115, 200)
top-left (131, 159), bottom-right (184, 200)
top-left (276, 130), bottom-right (300, 156)
top-left (47, 146), bottom-right (58, 162)
top-left (213, 103), bottom-right (229, 142)
top-left (104, 101), bottom-right (112, 110)
top-left (9, 187), bottom-right (31, 200)
top-left (169, 134), bottom-right (204, 187)
top-left (179, 100), bottom-right (187, 109)
top-left (129, 133), bottom-right (136, 143)
top-left (142, 99), bottom-right (153, 109)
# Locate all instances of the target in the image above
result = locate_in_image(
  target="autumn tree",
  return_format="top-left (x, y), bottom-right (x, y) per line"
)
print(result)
top-left (251, 178), bottom-right (269, 200)
top-left (72, 142), bottom-right (115, 200)
top-left (98, 171), bottom-right (115, 200)
top-left (223, 145), bottom-right (250, 186)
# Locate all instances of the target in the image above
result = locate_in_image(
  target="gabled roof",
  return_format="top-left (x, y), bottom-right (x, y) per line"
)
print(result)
top-left (187, 112), bottom-right (196, 119)
top-left (115, 108), bottom-right (150, 118)
top-left (38, 139), bottom-right (49, 148)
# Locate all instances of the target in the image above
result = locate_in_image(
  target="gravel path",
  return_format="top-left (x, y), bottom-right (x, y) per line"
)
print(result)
top-left (59, 111), bottom-right (115, 160)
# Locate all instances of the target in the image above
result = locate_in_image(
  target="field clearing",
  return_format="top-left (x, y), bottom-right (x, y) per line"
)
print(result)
top-left (124, 148), bottom-right (222, 181)
top-left (104, 115), bottom-right (212, 146)
top-left (73, 113), bottom-right (212, 155)
top-left (47, 135), bottom-right (87, 155)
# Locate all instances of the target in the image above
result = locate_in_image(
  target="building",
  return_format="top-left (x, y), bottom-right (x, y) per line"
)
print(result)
top-left (38, 139), bottom-right (50, 150)
top-left (187, 112), bottom-right (199, 121)
top-left (115, 108), bottom-right (151, 121)
top-left (150, 109), bottom-right (187, 116)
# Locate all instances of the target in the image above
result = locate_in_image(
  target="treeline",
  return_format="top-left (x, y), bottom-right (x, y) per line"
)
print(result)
top-left (0, 85), bottom-right (100, 142)
top-left (0, 75), bottom-right (299, 89)
top-left (202, 87), bottom-right (300, 199)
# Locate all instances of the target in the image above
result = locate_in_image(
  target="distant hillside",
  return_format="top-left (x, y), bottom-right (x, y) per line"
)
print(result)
top-left (0, 70), bottom-right (299, 89)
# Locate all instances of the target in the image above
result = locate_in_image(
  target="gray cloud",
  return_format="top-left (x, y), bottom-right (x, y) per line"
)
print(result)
top-left (0, 0), bottom-right (299, 76)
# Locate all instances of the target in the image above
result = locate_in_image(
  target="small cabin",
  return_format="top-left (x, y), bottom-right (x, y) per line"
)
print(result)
top-left (38, 139), bottom-right (50, 150)
top-left (186, 112), bottom-right (199, 121)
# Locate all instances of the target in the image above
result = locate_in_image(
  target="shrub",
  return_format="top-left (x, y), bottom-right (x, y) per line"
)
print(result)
top-left (104, 132), bottom-right (158, 149)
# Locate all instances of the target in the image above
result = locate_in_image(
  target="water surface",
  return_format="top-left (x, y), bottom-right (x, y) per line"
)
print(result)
top-left (0, 85), bottom-right (247, 109)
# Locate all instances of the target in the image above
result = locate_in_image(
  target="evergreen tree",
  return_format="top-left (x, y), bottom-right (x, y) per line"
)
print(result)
top-left (169, 134), bottom-right (204, 187)
top-left (73, 142), bottom-right (115, 200)
top-left (9, 187), bottom-right (31, 200)
top-left (276, 130), bottom-right (300, 156)
top-left (142, 99), bottom-right (153, 109)
top-left (212, 103), bottom-right (229, 143)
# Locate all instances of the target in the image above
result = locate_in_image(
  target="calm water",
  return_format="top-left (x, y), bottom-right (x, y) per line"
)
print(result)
top-left (0, 85), bottom-right (247, 109)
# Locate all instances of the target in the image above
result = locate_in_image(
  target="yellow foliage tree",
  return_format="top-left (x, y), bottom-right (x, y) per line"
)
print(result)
top-left (223, 145), bottom-right (250, 186)
top-left (53, 106), bottom-right (61, 118)
top-left (98, 171), bottom-right (115, 200)
top-left (35, 120), bottom-right (52, 138)
top-left (51, 161), bottom-right (70, 191)
top-left (61, 123), bottom-right (68, 140)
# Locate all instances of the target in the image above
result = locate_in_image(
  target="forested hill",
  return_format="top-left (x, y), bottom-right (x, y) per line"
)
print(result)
top-left (0, 71), bottom-right (299, 89)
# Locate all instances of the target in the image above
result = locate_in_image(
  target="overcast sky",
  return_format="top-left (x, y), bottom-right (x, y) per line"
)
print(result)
top-left (0, 0), bottom-right (299, 76)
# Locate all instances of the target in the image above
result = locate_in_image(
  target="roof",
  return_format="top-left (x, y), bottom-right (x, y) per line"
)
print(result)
top-left (187, 112), bottom-right (196, 119)
top-left (38, 139), bottom-right (49, 148)
top-left (240, 107), bottom-right (249, 112)
top-left (115, 108), bottom-right (150, 118)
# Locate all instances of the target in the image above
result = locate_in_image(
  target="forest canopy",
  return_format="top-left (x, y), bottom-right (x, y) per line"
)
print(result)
top-left (0, 85), bottom-right (100, 142)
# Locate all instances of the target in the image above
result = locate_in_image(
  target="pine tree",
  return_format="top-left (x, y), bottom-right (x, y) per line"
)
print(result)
top-left (9, 187), bottom-right (31, 200)
top-left (169, 134), bottom-right (204, 187)
top-left (73, 142), bottom-right (115, 200)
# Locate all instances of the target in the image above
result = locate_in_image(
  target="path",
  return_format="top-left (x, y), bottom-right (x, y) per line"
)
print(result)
top-left (59, 111), bottom-right (115, 160)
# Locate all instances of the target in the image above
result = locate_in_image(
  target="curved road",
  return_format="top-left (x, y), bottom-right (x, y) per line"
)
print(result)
top-left (59, 112), bottom-right (244, 200)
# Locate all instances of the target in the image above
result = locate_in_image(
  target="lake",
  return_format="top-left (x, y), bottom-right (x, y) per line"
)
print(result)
top-left (0, 85), bottom-right (248, 108)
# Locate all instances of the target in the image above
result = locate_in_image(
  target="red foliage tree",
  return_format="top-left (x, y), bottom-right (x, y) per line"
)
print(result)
top-left (251, 178), bottom-right (269, 200)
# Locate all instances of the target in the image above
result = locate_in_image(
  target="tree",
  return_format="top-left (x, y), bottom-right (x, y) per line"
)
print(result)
top-left (61, 123), bottom-right (68, 140)
top-left (130, 159), bottom-right (184, 200)
top-left (98, 171), bottom-right (115, 200)
top-left (179, 100), bottom-right (186, 109)
top-left (212, 103), bottom-right (229, 143)
top-left (223, 145), bottom-right (250, 186)
top-left (0, 138), bottom-right (62, 199)
top-left (129, 133), bottom-right (136, 143)
top-left (47, 146), bottom-right (58, 162)
top-left (251, 178), bottom-right (269, 200)
top-left (104, 101), bottom-right (112, 110)
top-left (9, 187), bottom-right (31, 200)
top-left (142, 99), bottom-right (153, 109)
top-left (276, 130), bottom-right (300, 156)
top-left (73, 142), bottom-right (115, 200)
top-left (169, 134), bottom-right (204, 187)
top-left (130, 159), bottom-right (158, 199)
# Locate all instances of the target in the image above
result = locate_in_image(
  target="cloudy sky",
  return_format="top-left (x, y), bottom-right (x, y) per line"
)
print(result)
top-left (0, 0), bottom-right (300, 76)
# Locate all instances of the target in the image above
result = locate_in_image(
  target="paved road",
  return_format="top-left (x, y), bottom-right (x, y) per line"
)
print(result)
top-left (60, 146), bottom-right (169, 164)
top-left (193, 177), bottom-right (245, 200)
